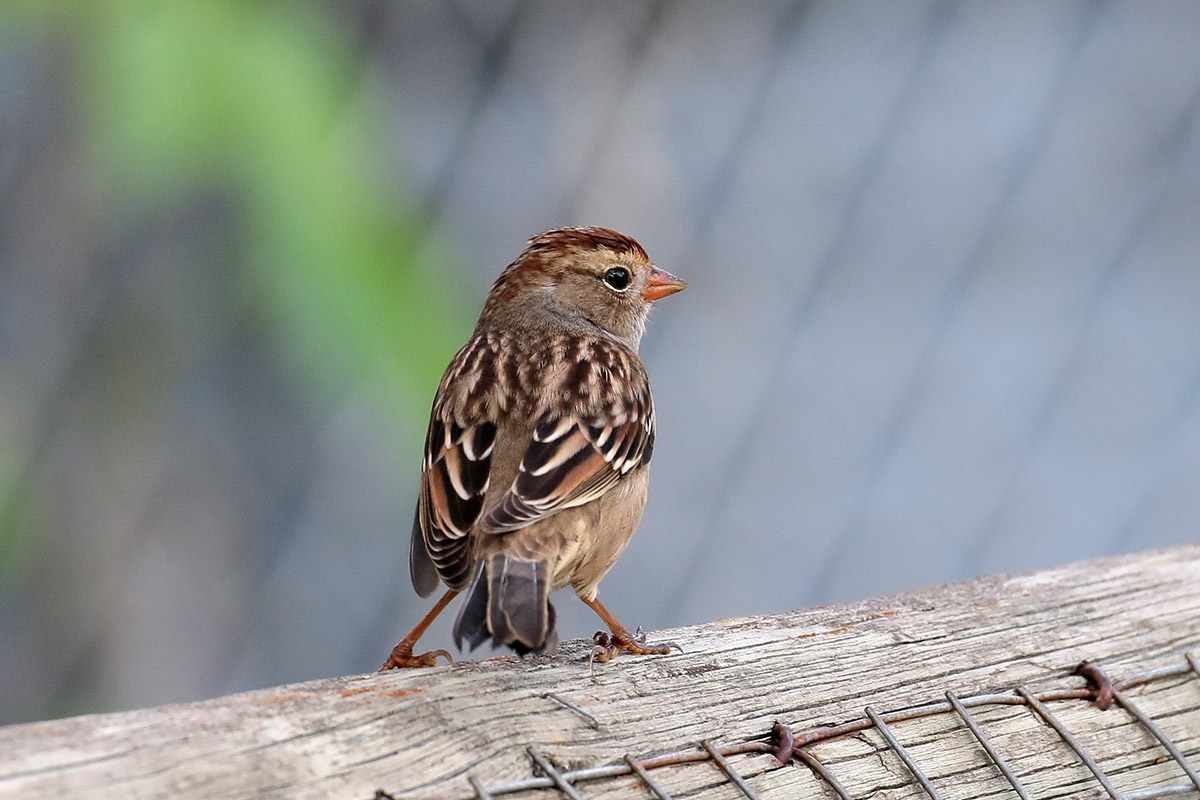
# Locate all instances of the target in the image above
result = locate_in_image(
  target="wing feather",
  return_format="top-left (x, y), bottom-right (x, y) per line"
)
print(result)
top-left (409, 337), bottom-right (500, 593)
top-left (410, 332), bottom-right (655, 586)
top-left (479, 401), bottom-right (654, 535)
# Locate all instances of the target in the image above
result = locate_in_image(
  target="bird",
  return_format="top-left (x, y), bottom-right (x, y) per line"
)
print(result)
top-left (381, 226), bottom-right (686, 669)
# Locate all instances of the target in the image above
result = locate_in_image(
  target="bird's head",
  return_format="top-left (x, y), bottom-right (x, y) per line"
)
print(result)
top-left (478, 227), bottom-right (686, 349)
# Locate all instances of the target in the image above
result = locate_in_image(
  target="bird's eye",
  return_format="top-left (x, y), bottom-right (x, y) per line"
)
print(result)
top-left (603, 267), bottom-right (630, 291)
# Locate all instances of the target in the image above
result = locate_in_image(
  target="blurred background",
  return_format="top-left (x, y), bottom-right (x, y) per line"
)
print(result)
top-left (2, 0), bottom-right (1199, 724)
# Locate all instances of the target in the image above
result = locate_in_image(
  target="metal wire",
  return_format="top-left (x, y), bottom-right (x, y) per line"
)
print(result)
top-left (945, 689), bottom-right (1034, 800)
top-left (865, 706), bottom-right (944, 800)
top-left (1118, 660), bottom-right (1196, 690)
top-left (623, 754), bottom-right (676, 800)
top-left (1084, 788), bottom-right (1194, 800)
top-left (469, 775), bottom-right (495, 800)
top-left (1016, 686), bottom-right (1121, 799)
top-left (526, 747), bottom-right (583, 800)
top-left (791, 747), bottom-right (856, 800)
top-left (453, 653), bottom-right (1200, 800)
top-left (701, 740), bottom-right (762, 800)
top-left (1111, 688), bottom-right (1200, 790)
top-left (544, 692), bottom-right (600, 729)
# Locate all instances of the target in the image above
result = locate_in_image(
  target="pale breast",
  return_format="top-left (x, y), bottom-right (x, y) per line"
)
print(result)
top-left (562, 465), bottom-right (650, 601)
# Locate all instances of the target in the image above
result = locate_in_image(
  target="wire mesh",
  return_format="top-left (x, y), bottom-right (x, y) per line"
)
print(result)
top-left (864, 705), bottom-right (945, 800)
top-left (447, 651), bottom-right (1200, 800)
top-left (945, 688), bottom-right (1034, 799)
top-left (1016, 686), bottom-right (1121, 798)
top-left (700, 739), bottom-right (762, 800)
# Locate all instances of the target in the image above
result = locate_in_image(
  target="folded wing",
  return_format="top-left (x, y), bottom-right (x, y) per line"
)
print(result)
top-left (410, 415), bottom-right (496, 595)
top-left (479, 403), bottom-right (654, 534)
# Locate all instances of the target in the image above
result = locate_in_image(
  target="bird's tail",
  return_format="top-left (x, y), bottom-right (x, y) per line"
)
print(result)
top-left (453, 555), bottom-right (558, 655)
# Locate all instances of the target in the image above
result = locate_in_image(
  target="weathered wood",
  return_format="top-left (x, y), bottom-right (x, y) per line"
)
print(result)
top-left (2, 546), bottom-right (1199, 799)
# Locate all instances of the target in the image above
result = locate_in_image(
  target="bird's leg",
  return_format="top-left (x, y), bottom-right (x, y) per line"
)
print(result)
top-left (582, 596), bottom-right (681, 664)
top-left (380, 589), bottom-right (458, 670)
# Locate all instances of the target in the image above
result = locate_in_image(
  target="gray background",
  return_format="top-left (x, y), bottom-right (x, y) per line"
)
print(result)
top-left (3, 0), bottom-right (1199, 724)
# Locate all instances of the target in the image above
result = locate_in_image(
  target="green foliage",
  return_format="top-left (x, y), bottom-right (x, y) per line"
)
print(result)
top-left (81, 0), bottom-right (466, 410)
top-left (0, 2), bottom-right (469, 577)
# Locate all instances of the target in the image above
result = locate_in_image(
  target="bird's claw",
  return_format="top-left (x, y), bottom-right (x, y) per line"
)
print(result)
top-left (589, 628), bottom-right (681, 666)
top-left (590, 631), bottom-right (621, 665)
top-left (379, 642), bottom-right (453, 671)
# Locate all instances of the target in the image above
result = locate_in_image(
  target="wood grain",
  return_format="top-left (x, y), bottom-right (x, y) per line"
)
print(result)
top-left (2, 546), bottom-right (1199, 799)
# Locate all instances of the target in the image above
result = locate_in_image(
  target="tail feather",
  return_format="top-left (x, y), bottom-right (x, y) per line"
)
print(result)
top-left (451, 555), bottom-right (558, 655)
top-left (490, 556), bottom-right (549, 652)
top-left (452, 563), bottom-right (490, 651)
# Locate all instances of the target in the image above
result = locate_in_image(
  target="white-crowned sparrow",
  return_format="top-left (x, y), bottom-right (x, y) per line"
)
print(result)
top-left (382, 227), bottom-right (685, 669)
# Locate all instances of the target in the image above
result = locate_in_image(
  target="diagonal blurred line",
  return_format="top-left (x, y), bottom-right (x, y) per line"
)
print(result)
top-left (342, 0), bottom-right (392, 96)
top-left (328, 0), bottom-right (527, 668)
top-left (665, 0), bottom-right (953, 620)
top-left (640, 0), bottom-right (812, 367)
top-left (0, 220), bottom-right (158, 709)
top-left (445, 0), bottom-right (498, 48)
top-left (559, 0), bottom-right (670, 222)
top-left (0, 57), bottom-right (49, 217)
top-left (1110, 361), bottom-right (1200, 549)
top-left (656, 0), bottom-right (821, 620)
top-left (680, 0), bottom-right (812, 252)
top-left (1099, 82), bottom-right (1200, 553)
top-left (414, 0), bottom-right (529, 232)
top-left (805, 0), bottom-right (1111, 602)
top-left (961, 171), bottom-right (1177, 570)
top-left (962, 69), bottom-right (1200, 575)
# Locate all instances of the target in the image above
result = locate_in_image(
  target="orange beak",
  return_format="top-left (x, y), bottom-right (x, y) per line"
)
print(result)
top-left (642, 267), bottom-right (687, 302)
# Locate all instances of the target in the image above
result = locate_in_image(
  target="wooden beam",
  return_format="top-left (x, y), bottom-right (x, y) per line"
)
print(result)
top-left (3, 546), bottom-right (1199, 799)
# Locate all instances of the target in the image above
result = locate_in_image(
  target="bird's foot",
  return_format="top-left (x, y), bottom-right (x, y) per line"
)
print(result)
top-left (379, 641), bottom-right (453, 671)
top-left (590, 626), bottom-right (682, 665)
